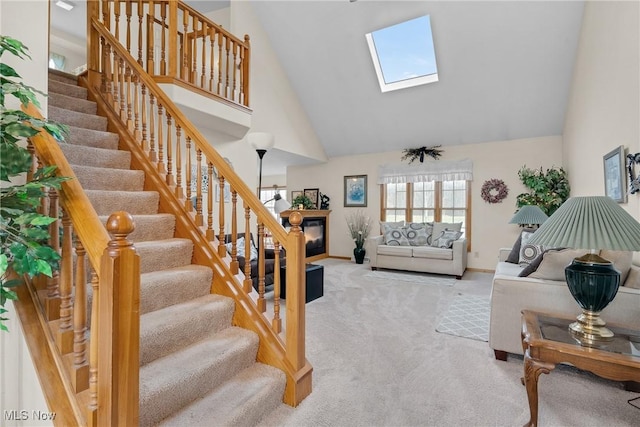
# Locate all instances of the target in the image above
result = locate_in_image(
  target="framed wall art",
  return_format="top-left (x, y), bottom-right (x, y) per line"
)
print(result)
top-left (304, 188), bottom-right (320, 209)
top-left (603, 145), bottom-right (627, 203)
top-left (291, 190), bottom-right (303, 201)
top-left (344, 175), bottom-right (367, 207)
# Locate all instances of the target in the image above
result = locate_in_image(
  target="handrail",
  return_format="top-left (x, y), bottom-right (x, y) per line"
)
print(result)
top-left (93, 0), bottom-right (250, 108)
top-left (89, 14), bottom-right (311, 404)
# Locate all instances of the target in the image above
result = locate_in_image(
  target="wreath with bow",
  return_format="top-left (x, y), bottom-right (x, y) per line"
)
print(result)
top-left (481, 179), bottom-right (509, 204)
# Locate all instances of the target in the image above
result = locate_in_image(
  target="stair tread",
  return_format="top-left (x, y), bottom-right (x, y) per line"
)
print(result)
top-left (140, 264), bottom-right (212, 313)
top-left (139, 327), bottom-right (259, 426)
top-left (48, 78), bottom-right (87, 99)
top-left (72, 164), bottom-right (145, 191)
top-left (99, 213), bottom-right (176, 243)
top-left (49, 92), bottom-right (97, 115)
top-left (85, 189), bottom-right (160, 215)
top-left (61, 125), bottom-right (119, 149)
top-left (135, 238), bottom-right (194, 273)
top-left (140, 293), bottom-right (234, 365)
top-left (48, 69), bottom-right (77, 84)
top-left (49, 105), bottom-right (107, 132)
top-left (60, 143), bottom-right (131, 169)
top-left (157, 363), bottom-right (286, 427)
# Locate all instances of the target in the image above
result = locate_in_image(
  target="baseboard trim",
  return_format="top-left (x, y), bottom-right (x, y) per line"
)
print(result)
top-left (466, 267), bottom-right (495, 274)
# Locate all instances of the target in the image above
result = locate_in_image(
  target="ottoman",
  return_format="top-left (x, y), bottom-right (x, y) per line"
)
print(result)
top-left (280, 263), bottom-right (324, 303)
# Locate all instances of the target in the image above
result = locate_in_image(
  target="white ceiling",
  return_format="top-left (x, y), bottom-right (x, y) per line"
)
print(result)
top-left (50, 1), bottom-right (585, 175)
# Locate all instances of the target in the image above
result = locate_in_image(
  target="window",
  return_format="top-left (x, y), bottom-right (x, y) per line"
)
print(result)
top-left (365, 15), bottom-right (438, 93)
top-left (381, 180), bottom-right (471, 247)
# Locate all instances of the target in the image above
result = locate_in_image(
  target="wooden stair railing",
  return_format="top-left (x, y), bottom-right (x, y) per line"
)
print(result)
top-left (87, 12), bottom-right (312, 406)
top-left (88, 0), bottom-right (250, 109)
top-left (17, 103), bottom-right (141, 426)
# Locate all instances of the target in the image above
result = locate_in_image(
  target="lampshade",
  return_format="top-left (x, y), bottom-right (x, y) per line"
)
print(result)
top-left (527, 196), bottom-right (640, 250)
top-left (247, 132), bottom-right (275, 151)
top-left (274, 194), bottom-right (291, 215)
top-left (526, 196), bottom-right (640, 344)
top-left (509, 205), bottom-right (549, 225)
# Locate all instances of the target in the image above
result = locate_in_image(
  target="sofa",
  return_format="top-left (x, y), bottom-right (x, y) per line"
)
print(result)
top-left (366, 221), bottom-right (468, 279)
top-left (489, 246), bottom-right (640, 360)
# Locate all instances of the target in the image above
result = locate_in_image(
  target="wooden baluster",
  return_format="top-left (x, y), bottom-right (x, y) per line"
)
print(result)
top-left (149, 93), bottom-right (157, 162)
top-left (175, 125), bottom-right (183, 199)
top-left (192, 15), bottom-right (198, 84)
top-left (256, 222), bottom-right (266, 312)
top-left (182, 7), bottom-right (189, 80)
top-left (99, 35), bottom-right (107, 94)
top-left (230, 189), bottom-right (238, 274)
top-left (243, 206), bottom-right (252, 293)
top-left (242, 35), bottom-right (250, 107)
top-left (133, 77), bottom-right (141, 141)
top-left (125, 65), bottom-right (133, 129)
top-left (114, 0), bottom-right (121, 41)
top-left (185, 136), bottom-right (193, 211)
top-left (97, 212), bottom-right (140, 427)
top-left (57, 209), bottom-right (74, 354)
top-left (224, 37), bottom-right (231, 99)
top-left (119, 59), bottom-right (126, 120)
top-left (201, 21), bottom-right (207, 88)
top-left (168, 0), bottom-right (178, 78)
top-left (125, 0), bottom-right (132, 55)
top-left (165, 113), bottom-right (174, 186)
top-left (194, 149), bottom-right (203, 226)
top-left (217, 32), bottom-right (223, 95)
top-left (87, 271), bottom-right (99, 427)
top-left (137, 0), bottom-right (144, 65)
top-left (71, 238), bottom-right (89, 392)
top-left (147, 0), bottom-right (155, 74)
top-left (141, 83), bottom-right (148, 150)
top-left (104, 42), bottom-right (113, 105)
top-left (272, 240), bottom-right (282, 333)
top-left (206, 163), bottom-right (215, 241)
top-left (160, 0), bottom-right (167, 75)
top-left (44, 188), bottom-right (60, 321)
top-left (101, 0), bottom-right (110, 28)
top-left (231, 41), bottom-right (238, 103)
top-left (156, 103), bottom-right (166, 174)
top-left (209, 27), bottom-right (215, 92)
top-left (112, 53), bottom-right (120, 112)
top-left (215, 173), bottom-right (223, 246)
top-left (285, 212), bottom-right (306, 372)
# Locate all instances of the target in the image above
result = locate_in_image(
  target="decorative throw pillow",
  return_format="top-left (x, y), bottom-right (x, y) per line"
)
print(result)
top-left (226, 236), bottom-right (258, 261)
top-left (520, 248), bottom-right (584, 280)
top-left (623, 267), bottom-right (640, 289)
top-left (430, 222), bottom-right (462, 247)
top-left (519, 231), bottom-right (544, 265)
top-left (404, 222), bottom-right (431, 246)
top-left (379, 221), bottom-right (404, 235)
top-left (600, 250), bottom-right (633, 285)
top-left (506, 228), bottom-right (536, 264)
top-left (432, 230), bottom-right (463, 249)
top-left (383, 226), bottom-right (409, 246)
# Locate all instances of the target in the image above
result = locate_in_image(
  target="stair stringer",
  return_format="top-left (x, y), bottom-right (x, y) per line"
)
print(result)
top-left (79, 74), bottom-right (313, 407)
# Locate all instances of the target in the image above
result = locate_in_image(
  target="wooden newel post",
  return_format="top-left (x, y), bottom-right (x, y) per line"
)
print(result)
top-left (97, 212), bottom-right (140, 426)
top-left (285, 211), bottom-right (305, 371)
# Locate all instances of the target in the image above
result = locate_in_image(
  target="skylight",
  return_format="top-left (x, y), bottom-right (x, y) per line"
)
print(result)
top-left (365, 15), bottom-right (438, 93)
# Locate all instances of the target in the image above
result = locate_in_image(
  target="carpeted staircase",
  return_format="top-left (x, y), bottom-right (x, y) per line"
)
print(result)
top-left (47, 70), bottom-right (286, 426)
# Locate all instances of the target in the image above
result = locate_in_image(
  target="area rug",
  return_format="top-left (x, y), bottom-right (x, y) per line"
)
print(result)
top-left (435, 293), bottom-right (490, 341)
top-left (363, 270), bottom-right (456, 286)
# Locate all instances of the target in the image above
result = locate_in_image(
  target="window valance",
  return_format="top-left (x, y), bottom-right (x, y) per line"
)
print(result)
top-left (377, 159), bottom-right (473, 184)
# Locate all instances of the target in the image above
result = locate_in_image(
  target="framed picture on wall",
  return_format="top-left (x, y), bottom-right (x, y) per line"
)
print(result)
top-left (603, 145), bottom-right (627, 203)
top-left (291, 190), bottom-right (303, 201)
top-left (344, 175), bottom-right (367, 207)
top-left (304, 188), bottom-right (320, 209)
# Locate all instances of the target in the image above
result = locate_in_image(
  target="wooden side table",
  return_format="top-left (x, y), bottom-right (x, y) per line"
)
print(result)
top-left (520, 310), bottom-right (640, 427)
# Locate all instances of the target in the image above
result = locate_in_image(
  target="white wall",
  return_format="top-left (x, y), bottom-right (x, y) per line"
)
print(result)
top-left (0, 1), bottom-right (54, 424)
top-left (49, 27), bottom-right (86, 73)
top-left (288, 135), bottom-right (563, 270)
top-left (563, 1), bottom-right (640, 215)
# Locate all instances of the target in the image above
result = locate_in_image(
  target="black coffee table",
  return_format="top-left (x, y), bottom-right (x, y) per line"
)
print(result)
top-left (280, 264), bottom-right (324, 303)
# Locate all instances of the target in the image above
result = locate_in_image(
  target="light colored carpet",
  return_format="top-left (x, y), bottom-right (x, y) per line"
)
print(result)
top-left (435, 293), bottom-right (490, 342)
top-left (260, 259), bottom-right (640, 427)
top-left (363, 269), bottom-right (456, 286)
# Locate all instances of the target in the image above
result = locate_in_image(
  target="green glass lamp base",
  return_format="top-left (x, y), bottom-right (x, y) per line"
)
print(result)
top-left (569, 310), bottom-right (614, 345)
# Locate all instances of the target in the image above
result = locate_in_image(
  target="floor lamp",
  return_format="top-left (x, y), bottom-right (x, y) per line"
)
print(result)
top-left (248, 132), bottom-right (275, 199)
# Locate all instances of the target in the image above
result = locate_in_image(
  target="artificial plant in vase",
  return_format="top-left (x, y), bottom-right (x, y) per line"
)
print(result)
top-left (346, 210), bottom-right (371, 264)
top-left (0, 35), bottom-right (69, 331)
top-left (516, 166), bottom-right (570, 216)
top-left (291, 194), bottom-right (315, 209)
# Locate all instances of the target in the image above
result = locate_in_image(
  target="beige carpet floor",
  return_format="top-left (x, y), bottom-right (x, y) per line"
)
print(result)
top-left (259, 259), bottom-right (640, 427)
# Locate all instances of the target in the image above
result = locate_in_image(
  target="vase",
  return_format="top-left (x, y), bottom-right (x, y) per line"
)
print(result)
top-left (353, 246), bottom-right (366, 264)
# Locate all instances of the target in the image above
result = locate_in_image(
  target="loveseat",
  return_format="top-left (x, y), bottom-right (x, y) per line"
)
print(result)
top-left (489, 246), bottom-right (640, 360)
top-left (366, 221), bottom-right (468, 279)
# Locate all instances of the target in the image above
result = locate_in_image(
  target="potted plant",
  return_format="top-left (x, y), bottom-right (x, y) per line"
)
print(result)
top-left (516, 166), bottom-right (570, 216)
top-left (346, 210), bottom-right (371, 264)
top-left (291, 194), bottom-right (315, 210)
top-left (0, 35), bottom-right (69, 331)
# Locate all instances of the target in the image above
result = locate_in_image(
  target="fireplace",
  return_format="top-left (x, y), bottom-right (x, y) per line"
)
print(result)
top-left (280, 210), bottom-right (331, 261)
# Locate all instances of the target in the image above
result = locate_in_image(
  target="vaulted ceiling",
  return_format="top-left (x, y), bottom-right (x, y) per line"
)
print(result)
top-left (50, 1), bottom-right (585, 174)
